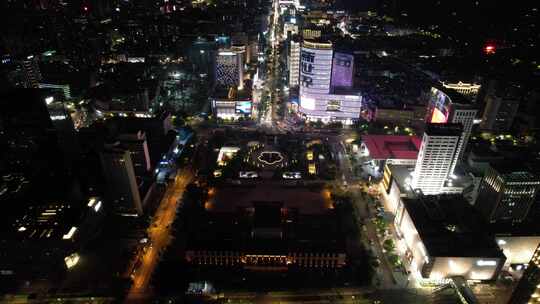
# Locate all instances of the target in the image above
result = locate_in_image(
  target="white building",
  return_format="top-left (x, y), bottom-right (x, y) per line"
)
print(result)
top-left (289, 39), bottom-right (301, 87)
top-left (298, 40), bottom-right (361, 124)
top-left (449, 106), bottom-right (477, 173)
top-left (411, 124), bottom-right (462, 195)
top-left (299, 40), bottom-right (333, 96)
top-left (426, 87), bottom-right (477, 175)
top-left (299, 93), bottom-right (362, 125)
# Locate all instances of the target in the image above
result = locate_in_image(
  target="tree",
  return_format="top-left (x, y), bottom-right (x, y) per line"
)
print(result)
top-left (383, 239), bottom-right (395, 253)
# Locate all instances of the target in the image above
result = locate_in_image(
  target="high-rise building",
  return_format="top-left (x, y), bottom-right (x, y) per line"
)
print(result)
top-left (299, 40), bottom-right (333, 96)
top-left (22, 56), bottom-right (42, 88)
top-left (288, 38), bottom-right (301, 87)
top-left (215, 48), bottom-right (244, 90)
top-left (425, 87), bottom-right (477, 174)
top-left (475, 164), bottom-right (540, 224)
top-left (480, 94), bottom-right (519, 132)
top-left (188, 37), bottom-right (217, 82)
top-left (411, 124), bottom-right (462, 195)
top-left (509, 244), bottom-right (540, 304)
top-left (297, 40), bottom-right (362, 124)
top-left (117, 131), bottom-right (151, 177)
top-left (100, 145), bottom-right (143, 216)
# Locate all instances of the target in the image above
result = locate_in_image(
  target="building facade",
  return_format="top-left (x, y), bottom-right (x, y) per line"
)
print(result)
top-left (480, 94), bottom-right (519, 132)
top-left (425, 87), bottom-right (477, 174)
top-left (509, 244), bottom-right (540, 304)
top-left (394, 196), bottom-right (505, 282)
top-left (298, 40), bottom-right (362, 124)
top-left (215, 48), bottom-right (244, 90)
top-left (475, 165), bottom-right (540, 224)
top-left (100, 146), bottom-right (143, 216)
top-left (299, 40), bottom-right (333, 96)
top-left (288, 39), bottom-right (301, 87)
top-left (411, 124), bottom-right (462, 195)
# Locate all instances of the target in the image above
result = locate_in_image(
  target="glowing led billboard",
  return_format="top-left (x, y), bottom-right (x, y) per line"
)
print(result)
top-left (300, 96), bottom-right (316, 110)
top-left (300, 42), bottom-right (333, 96)
top-left (427, 87), bottom-right (451, 124)
top-left (331, 52), bottom-right (354, 88)
top-left (235, 101), bottom-right (252, 114)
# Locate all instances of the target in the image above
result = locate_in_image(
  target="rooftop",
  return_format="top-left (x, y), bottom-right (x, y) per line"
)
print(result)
top-left (402, 195), bottom-right (504, 258)
top-left (435, 85), bottom-right (473, 106)
top-left (206, 182), bottom-right (333, 215)
top-left (490, 163), bottom-right (540, 183)
top-left (425, 123), bottom-right (463, 136)
top-left (362, 135), bottom-right (421, 160)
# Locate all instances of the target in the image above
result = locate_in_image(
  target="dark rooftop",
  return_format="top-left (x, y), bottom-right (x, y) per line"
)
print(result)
top-left (425, 123), bottom-right (463, 136)
top-left (402, 195), bottom-right (504, 258)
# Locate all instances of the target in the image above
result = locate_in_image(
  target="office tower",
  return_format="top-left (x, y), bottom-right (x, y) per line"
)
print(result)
top-left (411, 124), bottom-right (462, 195)
top-left (45, 96), bottom-right (80, 167)
top-left (117, 131), bottom-right (151, 177)
top-left (509, 244), bottom-right (540, 304)
top-left (475, 164), bottom-right (540, 224)
top-left (331, 52), bottom-right (354, 89)
top-left (0, 89), bottom-right (77, 174)
top-left (215, 48), bottom-right (244, 90)
top-left (288, 38), bottom-right (301, 87)
top-left (100, 145), bottom-right (143, 216)
top-left (480, 94), bottom-right (519, 132)
top-left (426, 87), bottom-right (477, 174)
top-left (299, 40), bottom-right (333, 96)
top-left (22, 56), bottom-right (42, 88)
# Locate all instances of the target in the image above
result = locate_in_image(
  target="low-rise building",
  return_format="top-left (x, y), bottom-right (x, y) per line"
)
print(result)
top-left (184, 184), bottom-right (346, 271)
top-left (394, 195), bottom-right (506, 282)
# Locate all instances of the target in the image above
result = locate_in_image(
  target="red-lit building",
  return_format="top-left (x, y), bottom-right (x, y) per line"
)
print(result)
top-left (360, 135), bottom-right (422, 171)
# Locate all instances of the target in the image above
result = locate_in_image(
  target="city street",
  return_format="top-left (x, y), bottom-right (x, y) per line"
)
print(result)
top-left (125, 168), bottom-right (194, 302)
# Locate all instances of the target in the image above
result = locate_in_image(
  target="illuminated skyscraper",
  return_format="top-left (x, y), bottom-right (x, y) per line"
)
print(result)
top-left (288, 38), bottom-right (301, 87)
top-left (299, 40), bottom-right (333, 96)
top-left (411, 124), bottom-right (462, 195)
top-left (475, 164), bottom-right (540, 224)
top-left (425, 87), bottom-right (477, 174)
top-left (215, 48), bottom-right (244, 90)
top-left (297, 40), bottom-right (361, 124)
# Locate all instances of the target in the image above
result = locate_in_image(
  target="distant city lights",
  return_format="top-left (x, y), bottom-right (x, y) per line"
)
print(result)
top-left (484, 44), bottom-right (496, 55)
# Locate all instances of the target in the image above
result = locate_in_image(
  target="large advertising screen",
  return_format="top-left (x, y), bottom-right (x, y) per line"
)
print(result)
top-left (331, 52), bottom-right (354, 88)
top-left (299, 44), bottom-right (333, 95)
top-left (235, 101), bottom-right (252, 114)
top-left (428, 87), bottom-right (451, 123)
